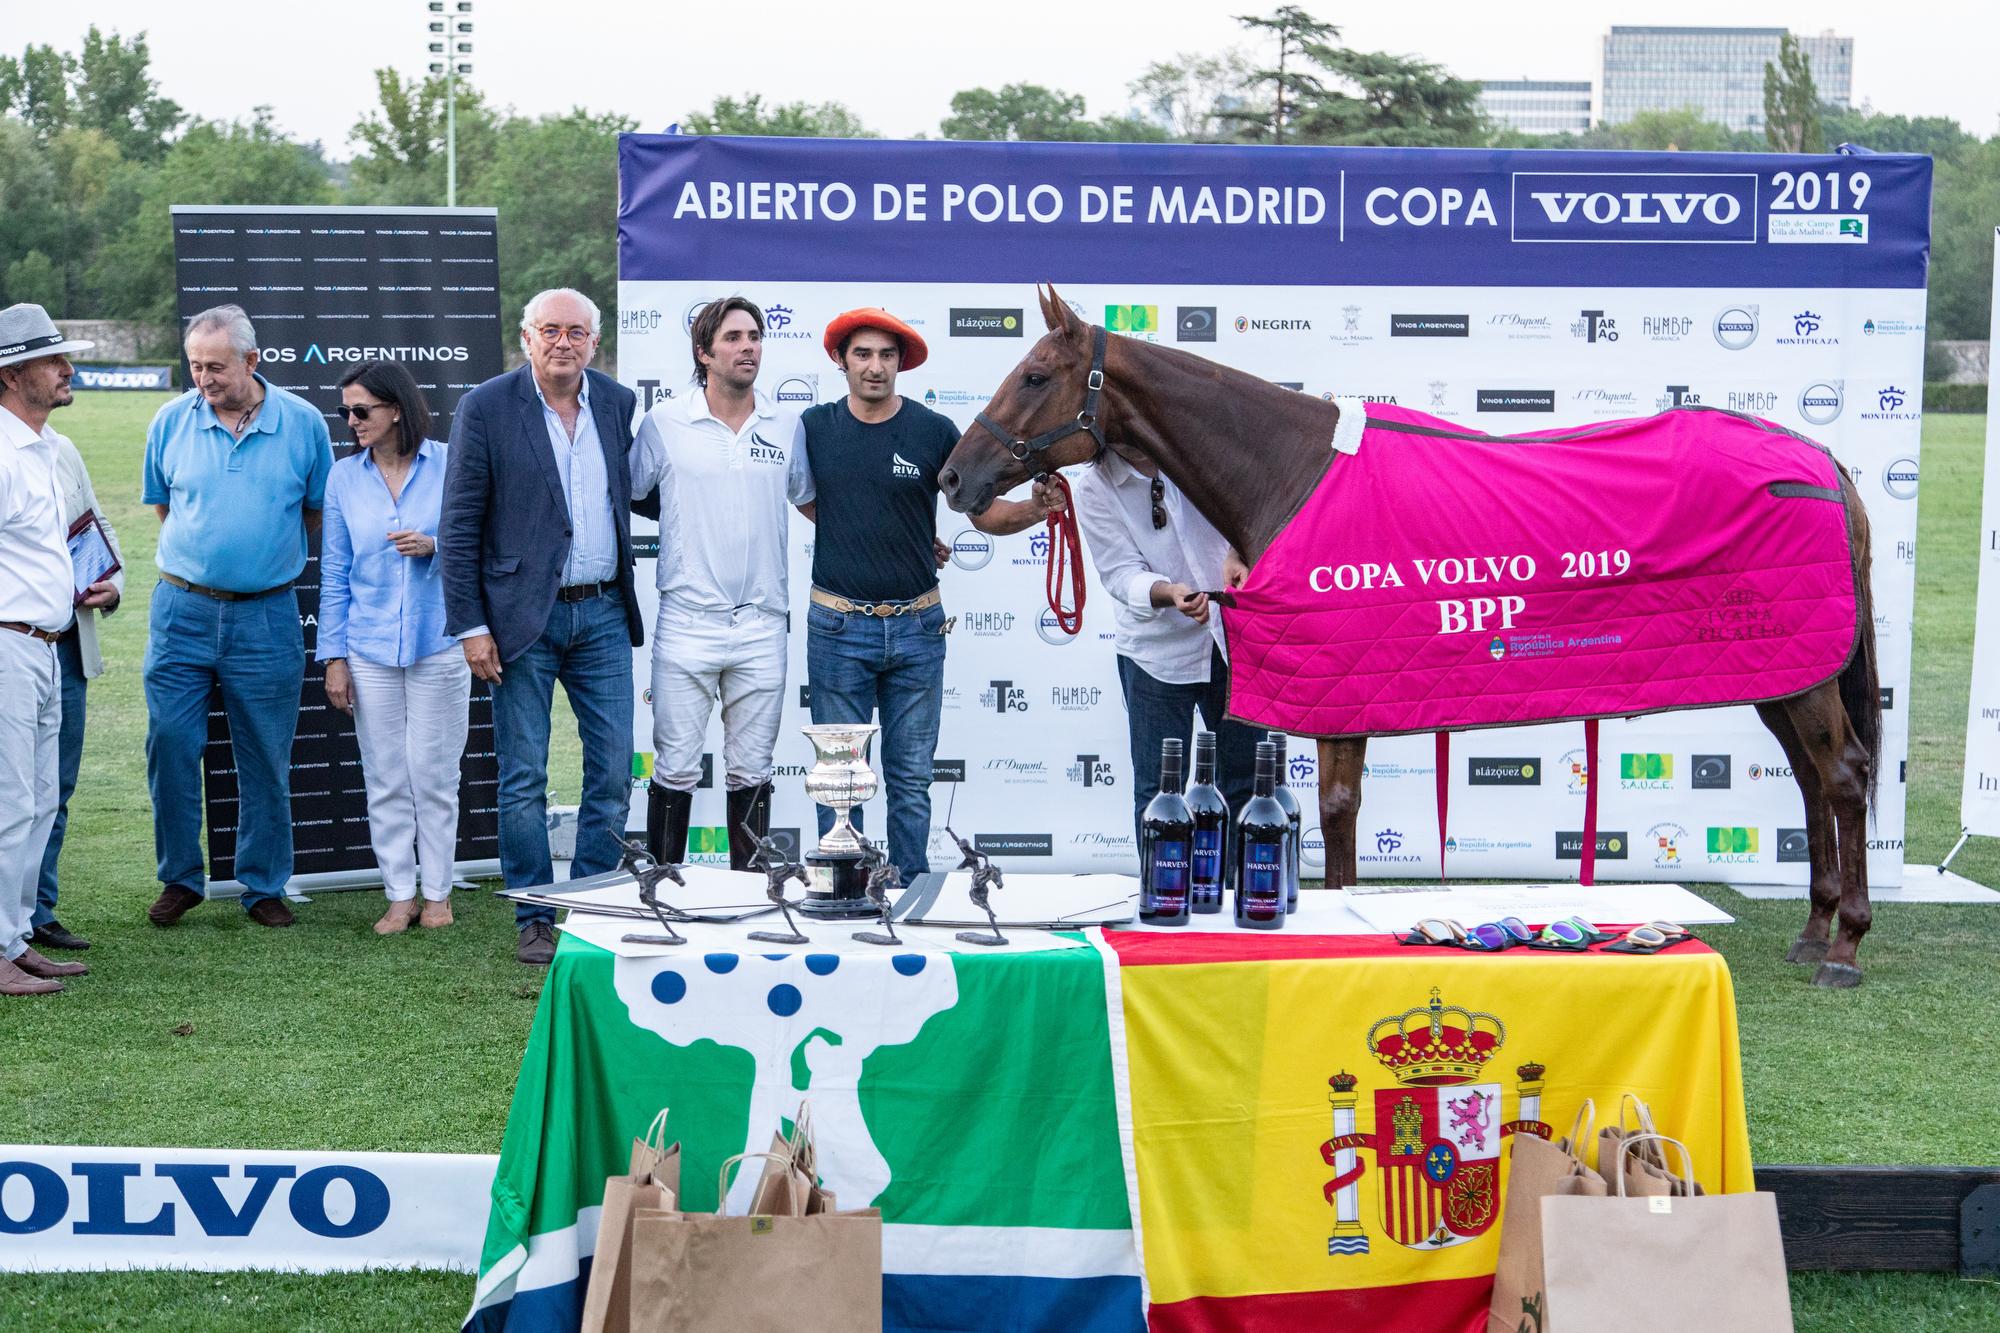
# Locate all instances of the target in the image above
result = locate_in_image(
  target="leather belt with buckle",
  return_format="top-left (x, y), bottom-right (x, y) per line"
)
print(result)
top-left (0, 621), bottom-right (62, 644)
top-left (160, 572), bottom-right (292, 602)
top-left (809, 585), bottom-right (942, 617)
top-left (556, 580), bottom-right (616, 603)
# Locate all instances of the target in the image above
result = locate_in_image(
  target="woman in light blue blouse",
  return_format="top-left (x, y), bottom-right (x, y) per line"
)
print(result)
top-left (319, 361), bottom-right (470, 934)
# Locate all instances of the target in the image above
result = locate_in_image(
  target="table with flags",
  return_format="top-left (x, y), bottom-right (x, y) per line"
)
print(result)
top-left (464, 905), bottom-right (1751, 1333)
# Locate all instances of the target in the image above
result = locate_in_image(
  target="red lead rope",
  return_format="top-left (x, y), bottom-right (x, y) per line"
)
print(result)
top-left (1042, 472), bottom-right (1085, 636)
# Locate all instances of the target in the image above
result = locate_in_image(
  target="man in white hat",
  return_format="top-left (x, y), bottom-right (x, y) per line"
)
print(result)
top-left (0, 303), bottom-right (95, 995)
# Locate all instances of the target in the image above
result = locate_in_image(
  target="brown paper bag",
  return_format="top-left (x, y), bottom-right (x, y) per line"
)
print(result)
top-left (1486, 1100), bottom-right (1608, 1333)
top-left (1598, 1094), bottom-right (1703, 1198)
top-left (1540, 1134), bottom-right (1793, 1333)
top-left (581, 1108), bottom-right (683, 1333)
top-left (627, 1149), bottom-right (883, 1333)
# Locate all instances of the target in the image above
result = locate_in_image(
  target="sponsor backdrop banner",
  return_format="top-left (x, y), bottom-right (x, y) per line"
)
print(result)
top-left (0, 1144), bottom-right (493, 1272)
top-left (616, 139), bottom-right (1929, 885)
top-left (171, 205), bottom-right (504, 882)
top-left (1960, 228), bottom-right (2000, 838)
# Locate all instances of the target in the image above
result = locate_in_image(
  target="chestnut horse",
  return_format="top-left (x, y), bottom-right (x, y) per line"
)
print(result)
top-left (939, 287), bottom-right (1882, 987)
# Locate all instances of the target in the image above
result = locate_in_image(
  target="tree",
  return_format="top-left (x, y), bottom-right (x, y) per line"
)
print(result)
top-left (475, 109), bottom-right (635, 360)
top-left (1926, 137), bottom-right (2000, 342)
top-left (1128, 50), bottom-right (1260, 141)
top-left (0, 43), bottom-right (75, 142)
top-left (1818, 105), bottom-right (1972, 163)
top-left (93, 109), bottom-right (334, 325)
top-left (682, 94), bottom-right (872, 138)
top-left (1223, 6), bottom-right (1339, 144)
top-left (71, 27), bottom-right (181, 162)
top-left (1763, 33), bottom-right (1822, 153)
top-left (347, 69), bottom-right (499, 204)
top-left (1291, 47), bottom-right (1487, 147)
top-left (939, 83), bottom-right (1165, 143)
top-left (3, 250), bottom-right (62, 311)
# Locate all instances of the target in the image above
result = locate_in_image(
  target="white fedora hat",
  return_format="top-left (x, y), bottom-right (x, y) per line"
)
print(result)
top-left (0, 303), bottom-right (94, 369)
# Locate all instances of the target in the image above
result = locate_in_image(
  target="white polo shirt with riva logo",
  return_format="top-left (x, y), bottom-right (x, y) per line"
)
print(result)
top-left (630, 384), bottom-right (812, 617)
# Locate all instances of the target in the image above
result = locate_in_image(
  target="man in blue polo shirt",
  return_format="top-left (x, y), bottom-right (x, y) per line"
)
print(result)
top-left (142, 304), bottom-right (333, 930)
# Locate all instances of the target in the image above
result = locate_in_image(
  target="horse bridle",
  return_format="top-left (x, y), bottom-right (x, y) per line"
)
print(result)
top-left (972, 325), bottom-right (1109, 478)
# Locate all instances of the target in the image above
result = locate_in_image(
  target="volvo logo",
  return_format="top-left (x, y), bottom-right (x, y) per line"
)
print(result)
top-left (1713, 305), bottom-right (1759, 351)
top-left (1798, 380), bottom-right (1844, 426)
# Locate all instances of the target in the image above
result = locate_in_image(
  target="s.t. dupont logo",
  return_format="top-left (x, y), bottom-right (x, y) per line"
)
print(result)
top-left (1510, 173), bottom-right (1758, 244)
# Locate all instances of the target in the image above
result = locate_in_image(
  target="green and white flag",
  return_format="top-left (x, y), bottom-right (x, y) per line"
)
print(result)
top-left (466, 938), bottom-right (1142, 1331)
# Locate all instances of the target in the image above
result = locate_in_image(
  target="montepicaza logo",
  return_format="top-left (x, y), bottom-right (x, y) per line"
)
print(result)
top-left (1775, 309), bottom-right (1837, 348)
top-left (1468, 757), bottom-right (1539, 786)
top-left (1620, 753), bottom-right (1673, 790)
top-left (1362, 828), bottom-right (1421, 865)
top-left (1706, 826), bottom-right (1760, 863)
top-left (950, 308), bottom-right (1022, 337)
top-left (1105, 305), bottom-right (1160, 335)
top-left (1690, 754), bottom-right (1731, 789)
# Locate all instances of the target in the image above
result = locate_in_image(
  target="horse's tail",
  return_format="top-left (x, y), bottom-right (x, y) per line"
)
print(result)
top-left (1837, 466), bottom-right (1883, 810)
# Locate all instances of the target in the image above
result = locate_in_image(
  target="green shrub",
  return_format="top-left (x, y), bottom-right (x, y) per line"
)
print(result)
top-left (1923, 381), bottom-right (1987, 413)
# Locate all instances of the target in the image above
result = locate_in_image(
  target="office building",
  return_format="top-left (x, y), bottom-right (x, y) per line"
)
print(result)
top-left (1601, 26), bottom-right (1852, 132)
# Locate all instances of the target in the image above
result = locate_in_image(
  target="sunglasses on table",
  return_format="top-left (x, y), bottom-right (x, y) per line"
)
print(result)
top-left (1403, 916), bottom-right (1533, 951)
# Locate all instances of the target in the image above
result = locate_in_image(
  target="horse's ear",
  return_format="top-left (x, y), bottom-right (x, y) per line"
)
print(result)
top-left (1038, 285), bottom-right (1063, 333)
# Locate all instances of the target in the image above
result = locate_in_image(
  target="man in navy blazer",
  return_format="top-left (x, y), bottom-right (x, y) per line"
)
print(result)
top-left (441, 287), bottom-right (641, 965)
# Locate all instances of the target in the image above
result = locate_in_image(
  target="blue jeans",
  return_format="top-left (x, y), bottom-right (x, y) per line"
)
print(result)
top-left (492, 592), bottom-right (634, 926)
top-left (806, 601), bottom-right (947, 874)
top-left (144, 581), bottom-right (305, 908)
top-left (32, 631), bottom-right (86, 929)
top-left (1116, 648), bottom-right (1260, 855)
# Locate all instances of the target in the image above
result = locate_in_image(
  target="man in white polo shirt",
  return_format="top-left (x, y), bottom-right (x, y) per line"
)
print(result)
top-left (1073, 448), bottom-right (1257, 856)
top-left (631, 296), bottom-right (812, 869)
top-left (0, 304), bottom-right (96, 996)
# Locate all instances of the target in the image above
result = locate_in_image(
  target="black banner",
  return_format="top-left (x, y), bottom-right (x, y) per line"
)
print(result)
top-left (170, 205), bottom-right (504, 881)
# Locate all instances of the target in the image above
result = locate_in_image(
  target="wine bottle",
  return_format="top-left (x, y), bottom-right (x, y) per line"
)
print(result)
top-left (1185, 731), bottom-right (1229, 914)
top-left (1140, 738), bottom-right (1194, 927)
top-left (1266, 731), bottom-right (1303, 913)
top-left (1234, 741), bottom-right (1288, 930)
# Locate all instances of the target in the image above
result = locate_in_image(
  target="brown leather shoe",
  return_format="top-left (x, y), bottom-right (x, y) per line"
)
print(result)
top-left (516, 920), bottom-right (556, 966)
top-left (419, 898), bottom-right (454, 929)
top-left (0, 956), bottom-right (62, 995)
top-left (375, 899), bottom-right (421, 935)
top-left (247, 897), bottom-right (297, 928)
top-left (16, 946), bottom-right (86, 978)
top-left (148, 884), bottom-right (205, 927)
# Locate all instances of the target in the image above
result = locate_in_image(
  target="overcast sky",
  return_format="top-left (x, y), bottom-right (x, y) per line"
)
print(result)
top-left (10, 1), bottom-right (1996, 153)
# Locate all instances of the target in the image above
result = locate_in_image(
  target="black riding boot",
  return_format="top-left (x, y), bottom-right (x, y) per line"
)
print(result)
top-left (727, 782), bottom-right (774, 871)
top-left (647, 782), bottom-right (693, 865)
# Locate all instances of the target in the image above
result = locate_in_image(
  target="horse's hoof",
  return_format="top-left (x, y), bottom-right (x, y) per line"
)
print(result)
top-left (1811, 962), bottom-right (1863, 989)
top-left (1786, 938), bottom-right (1830, 965)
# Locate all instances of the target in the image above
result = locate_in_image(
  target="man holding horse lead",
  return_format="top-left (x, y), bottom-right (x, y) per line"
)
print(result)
top-left (1073, 451), bottom-right (1259, 852)
top-left (798, 307), bottom-right (1063, 876)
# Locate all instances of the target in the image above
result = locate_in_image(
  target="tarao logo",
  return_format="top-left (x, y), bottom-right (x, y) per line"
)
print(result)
top-left (1511, 173), bottom-right (1758, 243)
top-left (1067, 754), bottom-right (1116, 787)
top-left (1571, 311), bottom-right (1619, 343)
top-left (980, 681), bottom-right (1028, 714)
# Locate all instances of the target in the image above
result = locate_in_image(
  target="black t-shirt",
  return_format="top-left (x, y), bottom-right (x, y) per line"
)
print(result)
top-left (802, 397), bottom-right (960, 601)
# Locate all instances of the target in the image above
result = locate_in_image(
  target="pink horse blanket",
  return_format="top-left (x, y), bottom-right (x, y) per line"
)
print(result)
top-left (1222, 403), bottom-right (1860, 738)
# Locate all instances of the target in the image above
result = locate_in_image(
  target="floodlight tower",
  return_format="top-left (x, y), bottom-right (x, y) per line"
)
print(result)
top-left (425, 0), bottom-right (474, 206)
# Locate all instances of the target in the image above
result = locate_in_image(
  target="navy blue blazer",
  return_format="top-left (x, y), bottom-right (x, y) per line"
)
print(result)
top-left (440, 365), bottom-right (644, 662)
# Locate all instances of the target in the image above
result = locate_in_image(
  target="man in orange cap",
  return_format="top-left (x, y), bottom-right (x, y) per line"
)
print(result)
top-left (798, 308), bottom-right (1060, 875)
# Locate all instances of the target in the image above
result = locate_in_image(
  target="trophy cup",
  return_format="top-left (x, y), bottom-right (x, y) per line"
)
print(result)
top-left (798, 723), bottom-right (883, 918)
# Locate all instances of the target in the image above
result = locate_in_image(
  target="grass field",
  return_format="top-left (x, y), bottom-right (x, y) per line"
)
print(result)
top-left (2, 393), bottom-right (1996, 1329)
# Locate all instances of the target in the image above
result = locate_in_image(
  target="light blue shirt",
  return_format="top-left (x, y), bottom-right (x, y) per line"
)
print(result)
top-left (142, 375), bottom-right (334, 592)
top-left (316, 439), bottom-right (455, 667)
top-left (538, 376), bottom-right (617, 585)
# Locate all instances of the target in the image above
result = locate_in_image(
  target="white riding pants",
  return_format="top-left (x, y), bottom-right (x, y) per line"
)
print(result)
top-left (0, 631), bottom-right (60, 960)
top-left (349, 648), bottom-right (472, 901)
top-left (650, 602), bottom-right (788, 792)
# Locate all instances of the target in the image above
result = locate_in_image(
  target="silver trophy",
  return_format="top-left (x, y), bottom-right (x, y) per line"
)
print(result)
top-left (799, 723), bottom-right (882, 918)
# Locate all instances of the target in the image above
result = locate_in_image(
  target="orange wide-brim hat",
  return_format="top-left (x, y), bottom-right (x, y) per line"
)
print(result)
top-left (823, 307), bottom-right (929, 371)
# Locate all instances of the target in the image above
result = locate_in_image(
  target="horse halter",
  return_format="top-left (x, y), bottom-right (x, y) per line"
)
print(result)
top-left (973, 325), bottom-right (1109, 477)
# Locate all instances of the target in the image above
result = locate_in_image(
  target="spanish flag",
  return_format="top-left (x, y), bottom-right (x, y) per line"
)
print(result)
top-left (1104, 933), bottom-right (1753, 1331)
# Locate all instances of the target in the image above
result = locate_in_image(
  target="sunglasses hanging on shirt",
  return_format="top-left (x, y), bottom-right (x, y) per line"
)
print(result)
top-left (1150, 476), bottom-right (1167, 530)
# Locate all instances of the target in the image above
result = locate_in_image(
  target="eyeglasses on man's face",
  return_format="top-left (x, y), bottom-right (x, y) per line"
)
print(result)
top-left (534, 324), bottom-right (594, 346)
